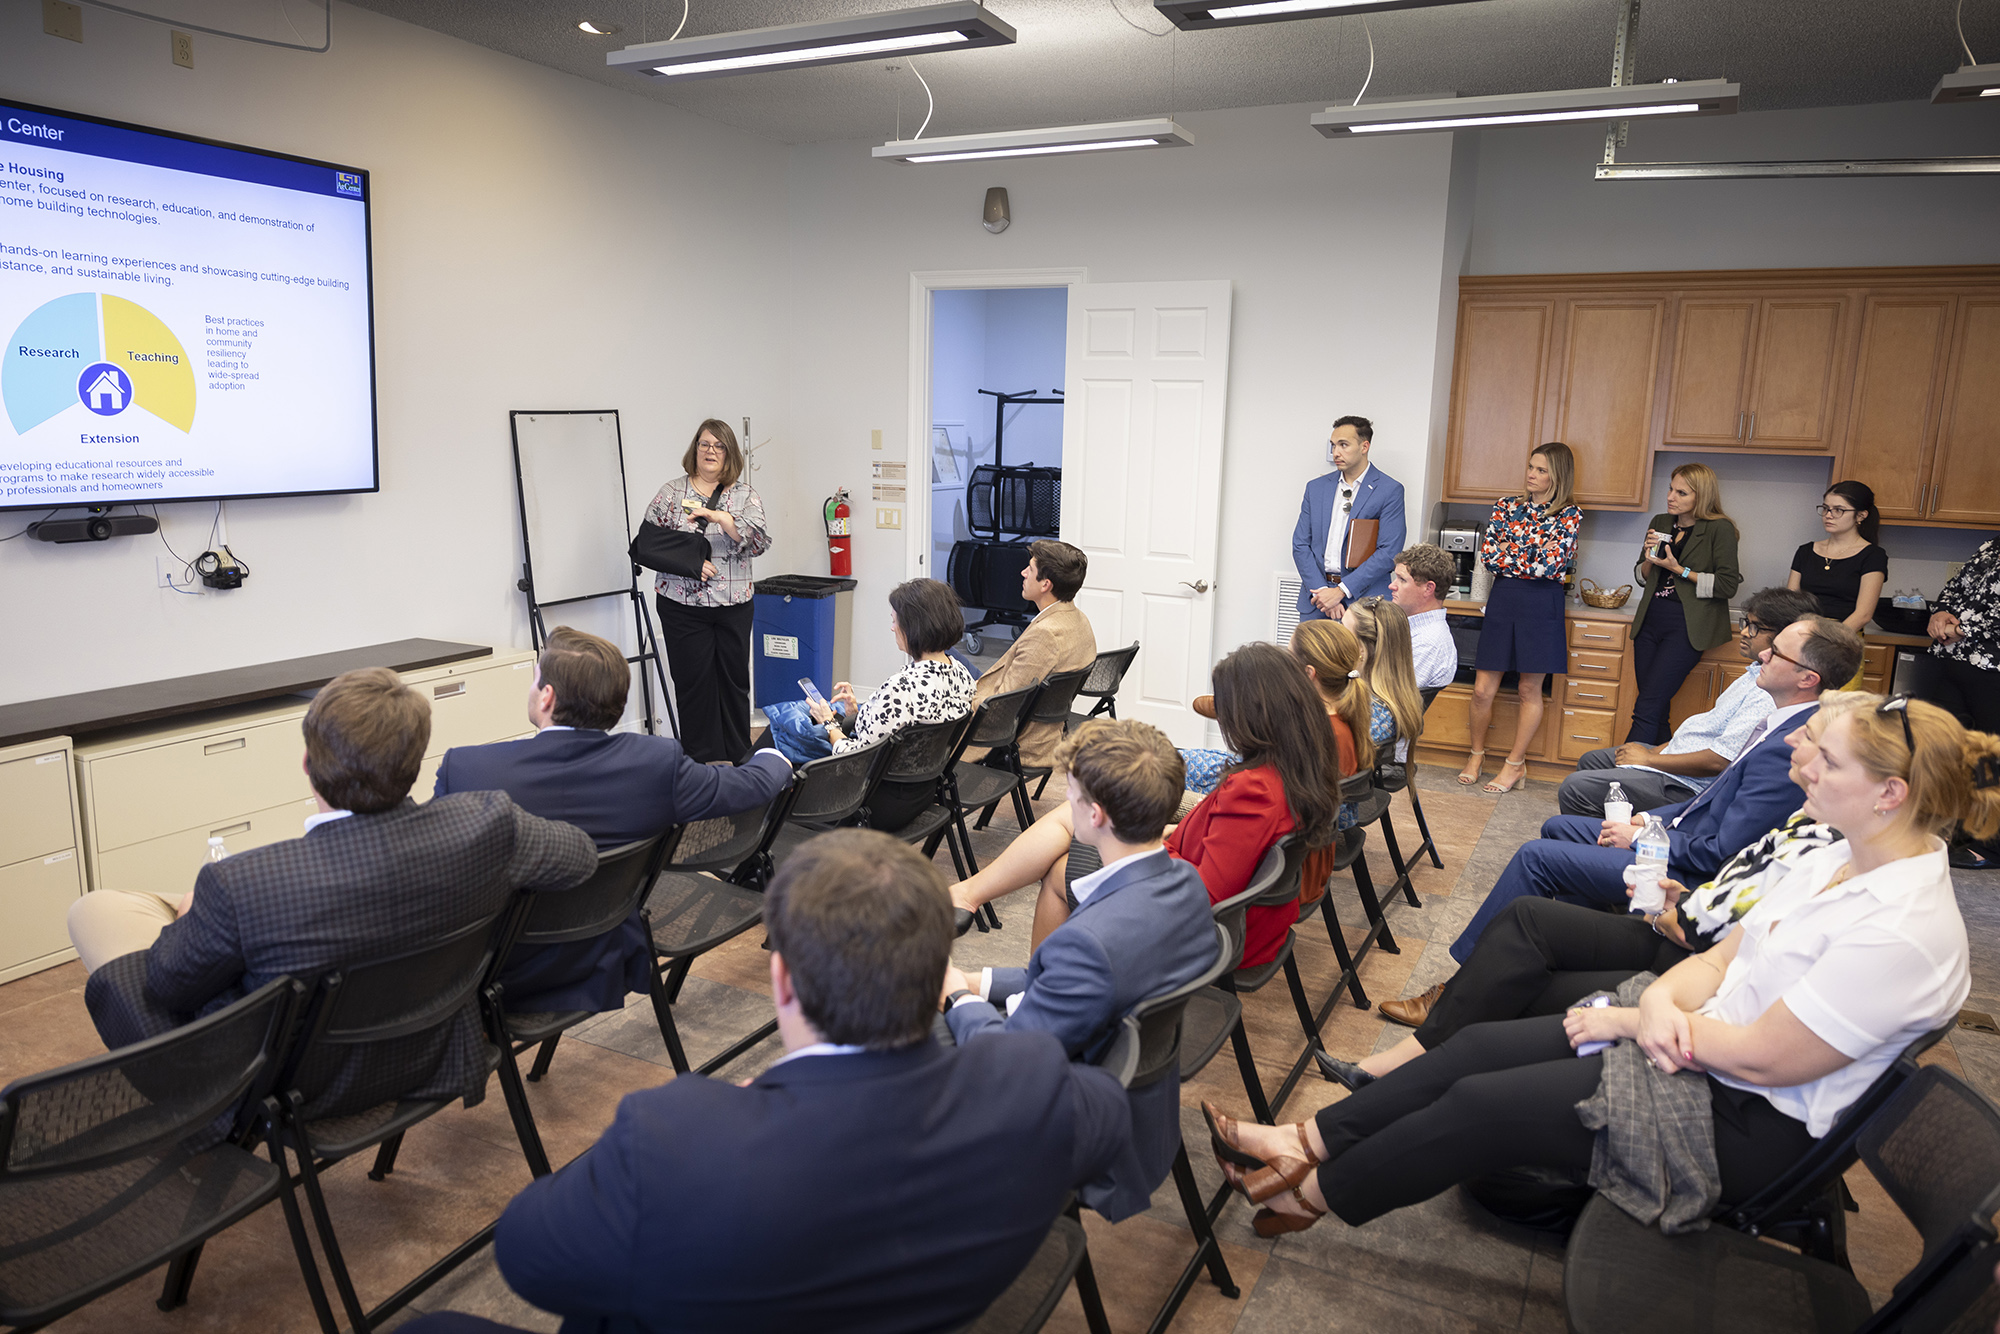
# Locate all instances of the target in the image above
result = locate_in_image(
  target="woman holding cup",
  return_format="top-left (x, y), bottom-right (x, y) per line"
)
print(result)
top-left (1625, 463), bottom-right (1742, 744)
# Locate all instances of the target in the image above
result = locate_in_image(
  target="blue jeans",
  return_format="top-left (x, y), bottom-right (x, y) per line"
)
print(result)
top-left (764, 700), bottom-right (839, 765)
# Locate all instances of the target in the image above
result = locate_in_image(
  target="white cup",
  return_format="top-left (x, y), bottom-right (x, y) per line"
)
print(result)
top-left (1604, 801), bottom-right (1633, 825)
top-left (1629, 864), bottom-right (1668, 915)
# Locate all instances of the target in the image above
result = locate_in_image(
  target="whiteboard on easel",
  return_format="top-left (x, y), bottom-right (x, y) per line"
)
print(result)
top-left (511, 410), bottom-right (633, 605)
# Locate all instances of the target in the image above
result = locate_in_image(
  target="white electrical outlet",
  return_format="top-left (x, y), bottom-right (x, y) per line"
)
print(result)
top-left (875, 507), bottom-right (901, 529)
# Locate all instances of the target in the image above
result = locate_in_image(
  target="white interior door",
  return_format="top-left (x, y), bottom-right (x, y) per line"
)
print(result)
top-left (1061, 280), bottom-right (1232, 747)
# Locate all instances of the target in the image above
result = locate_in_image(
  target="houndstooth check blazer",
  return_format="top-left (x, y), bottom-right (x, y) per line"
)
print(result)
top-left (84, 790), bottom-right (597, 1120)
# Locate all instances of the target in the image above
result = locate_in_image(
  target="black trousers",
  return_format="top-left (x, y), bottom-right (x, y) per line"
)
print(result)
top-left (656, 595), bottom-right (754, 764)
top-left (1902, 652), bottom-right (2000, 734)
top-left (1311, 1013), bottom-right (1817, 1226)
top-left (1416, 897), bottom-right (1689, 1051)
top-left (1627, 596), bottom-right (1707, 744)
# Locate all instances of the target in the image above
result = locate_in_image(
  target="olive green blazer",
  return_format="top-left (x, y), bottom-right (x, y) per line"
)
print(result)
top-left (1628, 514), bottom-right (1743, 651)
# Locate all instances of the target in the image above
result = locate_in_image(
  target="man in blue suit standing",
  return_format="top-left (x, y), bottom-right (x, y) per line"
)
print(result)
top-left (943, 719), bottom-right (1218, 1221)
top-left (433, 626), bottom-right (792, 1014)
top-left (1292, 414), bottom-right (1407, 622)
top-left (1442, 617), bottom-right (1862, 972)
top-left (404, 831), bottom-right (1131, 1334)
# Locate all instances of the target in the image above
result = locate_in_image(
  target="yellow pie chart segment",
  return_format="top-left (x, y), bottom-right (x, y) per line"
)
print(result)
top-left (102, 294), bottom-right (196, 432)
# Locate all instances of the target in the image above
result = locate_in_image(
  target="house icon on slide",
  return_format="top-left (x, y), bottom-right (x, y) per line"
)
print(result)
top-left (76, 363), bottom-right (132, 417)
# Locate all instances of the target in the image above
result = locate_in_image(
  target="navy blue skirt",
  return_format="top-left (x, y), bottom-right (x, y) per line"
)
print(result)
top-left (1476, 576), bottom-right (1569, 675)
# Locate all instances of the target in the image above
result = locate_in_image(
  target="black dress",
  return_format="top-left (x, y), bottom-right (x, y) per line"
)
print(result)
top-left (1790, 542), bottom-right (1888, 624)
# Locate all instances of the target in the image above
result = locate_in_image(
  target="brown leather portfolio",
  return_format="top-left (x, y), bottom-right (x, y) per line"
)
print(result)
top-left (1344, 518), bottom-right (1379, 571)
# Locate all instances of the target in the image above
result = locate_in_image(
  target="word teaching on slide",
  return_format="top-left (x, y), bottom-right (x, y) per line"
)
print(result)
top-left (1, 99), bottom-right (377, 511)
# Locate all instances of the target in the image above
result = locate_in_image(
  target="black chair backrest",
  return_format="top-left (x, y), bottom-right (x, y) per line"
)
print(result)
top-left (959, 682), bottom-right (1041, 753)
top-left (1124, 922), bottom-right (1237, 1090)
top-left (1206, 835), bottom-right (1301, 967)
top-left (514, 834), bottom-right (675, 949)
top-left (1026, 666), bottom-right (1091, 730)
top-left (1078, 642), bottom-right (1140, 699)
top-left (300, 910), bottom-right (509, 1054)
top-left (786, 736), bottom-right (893, 825)
top-left (951, 1213), bottom-right (1089, 1334)
top-left (670, 785), bottom-right (793, 878)
top-left (1860, 1064), bottom-right (2000, 1263)
top-left (1098, 1015), bottom-right (1142, 1090)
top-left (0, 977), bottom-right (297, 1178)
top-left (867, 715), bottom-right (973, 831)
top-left (1418, 685), bottom-right (1443, 709)
top-left (1338, 769), bottom-right (1374, 803)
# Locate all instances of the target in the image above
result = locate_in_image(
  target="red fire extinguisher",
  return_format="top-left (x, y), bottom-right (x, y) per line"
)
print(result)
top-left (824, 488), bottom-right (851, 576)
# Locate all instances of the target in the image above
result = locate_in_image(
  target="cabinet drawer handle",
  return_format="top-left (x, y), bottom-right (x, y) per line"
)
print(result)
top-left (1737, 411), bottom-right (1746, 440)
top-left (1581, 632), bottom-right (1613, 640)
top-left (210, 820), bottom-right (251, 839)
top-left (1575, 662), bottom-right (1609, 672)
top-left (433, 681), bottom-right (466, 699)
top-left (1574, 691), bottom-right (1607, 701)
top-left (1571, 734), bottom-right (1603, 742)
top-left (204, 737), bottom-right (247, 756)
top-left (1747, 411), bottom-right (1756, 440)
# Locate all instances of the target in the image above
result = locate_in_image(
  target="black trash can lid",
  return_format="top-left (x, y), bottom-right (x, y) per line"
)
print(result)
top-left (753, 575), bottom-right (859, 598)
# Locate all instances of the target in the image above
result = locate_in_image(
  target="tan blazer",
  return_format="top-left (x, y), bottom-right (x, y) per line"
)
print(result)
top-left (971, 600), bottom-right (1098, 768)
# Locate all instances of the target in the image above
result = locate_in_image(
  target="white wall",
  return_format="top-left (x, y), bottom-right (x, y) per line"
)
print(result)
top-left (978, 288), bottom-right (1067, 469)
top-left (780, 104), bottom-right (1462, 692)
top-left (0, 0), bottom-right (792, 705)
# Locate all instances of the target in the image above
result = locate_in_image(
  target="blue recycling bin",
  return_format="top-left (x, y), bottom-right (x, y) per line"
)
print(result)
top-left (752, 575), bottom-right (857, 710)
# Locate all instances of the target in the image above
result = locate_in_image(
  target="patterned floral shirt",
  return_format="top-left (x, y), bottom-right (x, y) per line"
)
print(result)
top-left (645, 475), bottom-right (772, 608)
top-left (837, 658), bottom-right (975, 754)
top-left (1480, 495), bottom-right (1582, 583)
top-left (1681, 810), bottom-right (1840, 946)
top-left (1933, 538), bottom-right (2000, 674)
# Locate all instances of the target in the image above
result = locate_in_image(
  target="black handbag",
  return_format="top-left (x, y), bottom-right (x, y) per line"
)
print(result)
top-left (629, 520), bottom-right (711, 578)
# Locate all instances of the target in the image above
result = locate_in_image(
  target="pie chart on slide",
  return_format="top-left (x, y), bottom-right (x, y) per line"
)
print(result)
top-left (3, 293), bottom-right (196, 436)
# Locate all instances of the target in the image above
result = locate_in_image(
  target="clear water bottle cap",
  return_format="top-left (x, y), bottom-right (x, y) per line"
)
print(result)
top-left (208, 836), bottom-right (225, 847)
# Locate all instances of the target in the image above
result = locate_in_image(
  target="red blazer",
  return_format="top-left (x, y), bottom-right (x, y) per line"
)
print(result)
top-left (1168, 766), bottom-right (1296, 968)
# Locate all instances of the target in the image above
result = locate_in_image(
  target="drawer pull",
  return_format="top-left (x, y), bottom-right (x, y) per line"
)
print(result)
top-left (1581, 632), bottom-right (1613, 641)
top-left (210, 821), bottom-right (252, 839)
top-left (434, 681), bottom-right (467, 699)
top-left (204, 738), bottom-right (247, 756)
top-left (1575, 663), bottom-right (1609, 672)
top-left (1571, 734), bottom-right (1604, 742)
top-left (1574, 692), bottom-right (1607, 701)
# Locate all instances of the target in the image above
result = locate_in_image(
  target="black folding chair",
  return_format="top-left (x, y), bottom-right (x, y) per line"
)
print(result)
top-left (767, 737), bottom-right (895, 864)
top-left (0, 979), bottom-right (305, 1332)
top-left (263, 904), bottom-right (532, 1334)
top-left (1011, 665), bottom-right (1093, 805)
top-left (482, 833), bottom-right (679, 1171)
top-left (645, 787), bottom-right (797, 1076)
top-left (1070, 641), bottom-right (1141, 726)
top-left (861, 715), bottom-right (976, 875)
top-left (951, 1213), bottom-right (1094, 1334)
top-left (1565, 1064), bottom-right (2000, 1334)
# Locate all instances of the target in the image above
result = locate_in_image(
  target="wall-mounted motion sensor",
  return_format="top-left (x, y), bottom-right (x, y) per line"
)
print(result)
top-left (982, 186), bottom-right (1010, 234)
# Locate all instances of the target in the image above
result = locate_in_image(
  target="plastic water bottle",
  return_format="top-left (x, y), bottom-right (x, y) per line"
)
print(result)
top-left (207, 835), bottom-right (229, 864)
top-left (1603, 781), bottom-right (1632, 826)
top-left (1630, 815), bottom-right (1670, 914)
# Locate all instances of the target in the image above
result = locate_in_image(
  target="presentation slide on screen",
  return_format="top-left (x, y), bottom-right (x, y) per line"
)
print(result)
top-left (0, 101), bottom-right (374, 510)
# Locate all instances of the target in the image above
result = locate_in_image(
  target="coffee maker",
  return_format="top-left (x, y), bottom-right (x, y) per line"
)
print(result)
top-left (1440, 526), bottom-right (1481, 598)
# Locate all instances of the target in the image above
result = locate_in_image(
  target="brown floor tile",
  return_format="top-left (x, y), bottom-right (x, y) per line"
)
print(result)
top-left (1233, 1254), bottom-right (1513, 1332)
top-left (1043, 1209), bottom-right (1267, 1334)
top-left (0, 958), bottom-right (86, 1017)
top-left (0, 988), bottom-right (108, 1087)
top-left (1845, 1162), bottom-right (1925, 1303)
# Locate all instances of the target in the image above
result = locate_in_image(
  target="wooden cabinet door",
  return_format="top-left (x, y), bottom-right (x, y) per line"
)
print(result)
top-left (1840, 296), bottom-right (1953, 521)
top-left (1546, 297), bottom-right (1666, 507)
top-left (1446, 299), bottom-right (1554, 499)
top-left (1929, 296), bottom-right (2000, 526)
top-left (1664, 299), bottom-right (1757, 445)
top-left (1744, 297), bottom-right (1851, 451)
top-left (1666, 663), bottom-right (1717, 733)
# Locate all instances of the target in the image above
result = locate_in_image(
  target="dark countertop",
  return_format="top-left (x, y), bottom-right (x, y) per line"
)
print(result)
top-left (0, 639), bottom-right (492, 750)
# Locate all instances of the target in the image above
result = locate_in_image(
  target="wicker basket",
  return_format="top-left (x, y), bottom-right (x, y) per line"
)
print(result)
top-left (1578, 578), bottom-right (1633, 609)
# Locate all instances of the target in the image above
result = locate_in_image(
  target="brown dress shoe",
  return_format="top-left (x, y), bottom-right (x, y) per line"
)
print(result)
top-left (1193, 694), bottom-right (1217, 719)
top-left (1379, 981), bottom-right (1446, 1028)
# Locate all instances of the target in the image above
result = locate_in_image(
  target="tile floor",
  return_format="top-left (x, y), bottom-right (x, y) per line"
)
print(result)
top-left (7, 768), bottom-right (1997, 1333)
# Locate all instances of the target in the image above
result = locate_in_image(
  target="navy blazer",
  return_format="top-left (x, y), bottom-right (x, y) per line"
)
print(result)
top-left (1291, 466), bottom-right (1408, 617)
top-left (434, 730), bottom-right (792, 1013)
top-left (492, 1035), bottom-right (1129, 1334)
top-left (945, 848), bottom-right (1215, 1221)
top-left (1649, 703), bottom-right (1819, 884)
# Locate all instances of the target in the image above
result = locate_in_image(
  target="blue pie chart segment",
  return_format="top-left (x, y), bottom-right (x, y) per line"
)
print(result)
top-left (4, 294), bottom-right (102, 435)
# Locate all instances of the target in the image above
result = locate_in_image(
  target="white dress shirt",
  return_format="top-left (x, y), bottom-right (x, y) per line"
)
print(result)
top-left (1699, 838), bottom-right (1967, 1136)
top-left (769, 1042), bottom-right (867, 1068)
top-left (303, 809), bottom-right (353, 834)
top-left (1406, 607), bottom-right (1457, 690)
top-left (1324, 464), bottom-right (1370, 590)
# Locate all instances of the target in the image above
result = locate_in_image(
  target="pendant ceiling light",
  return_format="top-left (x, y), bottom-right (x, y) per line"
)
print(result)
top-left (873, 118), bottom-right (1192, 164)
top-left (1932, 62), bottom-right (2000, 102)
top-left (1152, 0), bottom-right (1490, 32)
top-left (606, 2), bottom-right (1014, 81)
top-left (1309, 79), bottom-right (1737, 137)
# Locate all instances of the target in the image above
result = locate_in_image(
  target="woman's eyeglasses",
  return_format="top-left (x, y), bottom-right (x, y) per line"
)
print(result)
top-left (1878, 695), bottom-right (1915, 754)
top-left (1814, 504), bottom-right (1856, 518)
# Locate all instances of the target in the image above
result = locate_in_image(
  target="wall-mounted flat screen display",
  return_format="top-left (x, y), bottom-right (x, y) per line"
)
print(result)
top-left (0, 98), bottom-right (376, 511)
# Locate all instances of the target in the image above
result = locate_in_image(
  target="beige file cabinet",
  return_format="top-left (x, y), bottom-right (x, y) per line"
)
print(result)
top-left (0, 736), bottom-right (87, 983)
top-left (73, 649), bottom-right (537, 905)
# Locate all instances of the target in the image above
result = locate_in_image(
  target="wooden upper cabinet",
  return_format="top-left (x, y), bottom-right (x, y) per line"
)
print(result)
top-left (1745, 297), bottom-right (1850, 450)
top-left (1929, 297), bottom-right (2000, 526)
top-left (1664, 299), bottom-right (1756, 446)
top-left (1840, 296), bottom-right (1953, 522)
top-left (1445, 298), bottom-right (1554, 499)
top-left (1546, 297), bottom-right (1665, 508)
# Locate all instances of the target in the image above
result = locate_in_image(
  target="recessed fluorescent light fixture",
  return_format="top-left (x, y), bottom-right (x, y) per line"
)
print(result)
top-left (606, 1), bottom-right (1014, 81)
top-left (577, 19), bottom-right (622, 35)
top-left (1155, 0), bottom-right (1490, 32)
top-left (873, 118), bottom-right (1192, 163)
top-left (1311, 79), bottom-right (1737, 137)
top-left (1597, 157), bottom-right (2000, 179)
top-left (1932, 62), bottom-right (2000, 103)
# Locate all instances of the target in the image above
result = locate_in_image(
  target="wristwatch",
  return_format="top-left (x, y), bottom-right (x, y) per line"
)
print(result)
top-left (942, 988), bottom-right (976, 1013)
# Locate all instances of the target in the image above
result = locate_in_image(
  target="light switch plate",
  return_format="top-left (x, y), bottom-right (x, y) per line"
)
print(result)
top-left (43, 0), bottom-right (82, 41)
top-left (871, 429), bottom-right (883, 451)
top-left (875, 508), bottom-right (901, 529)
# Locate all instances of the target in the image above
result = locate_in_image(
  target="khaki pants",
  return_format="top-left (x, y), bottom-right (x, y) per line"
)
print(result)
top-left (68, 889), bottom-right (179, 973)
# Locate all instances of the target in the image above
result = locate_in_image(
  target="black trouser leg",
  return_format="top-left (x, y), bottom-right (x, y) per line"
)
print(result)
top-left (1626, 599), bottom-right (1705, 745)
top-left (657, 596), bottom-right (754, 763)
top-left (1907, 654), bottom-right (2000, 733)
top-left (1415, 898), bottom-right (1687, 1050)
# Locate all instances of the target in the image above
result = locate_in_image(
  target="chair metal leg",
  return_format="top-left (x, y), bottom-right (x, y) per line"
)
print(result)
top-left (289, 1110), bottom-right (374, 1334)
top-left (1227, 1018), bottom-right (1275, 1125)
top-left (1319, 899), bottom-right (1368, 1009)
top-left (495, 1041), bottom-right (555, 1178)
top-left (647, 965), bottom-right (694, 1073)
top-left (1378, 811), bottom-right (1409, 884)
top-left (1268, 954), bottom-right (1331, 1115)
top-left (1408, 782), bottom-right (1443, 869)
top-left (1283, 954), bottom-right (1322, 1051)
top-left (1351, 855), bottom-right (1399, 955)
top-left (1032, 772), bottom-right (1052, 800)
top-left (1064, 1199), bottom-right (1114, 1334)
top-left (157, 1242), bottom-right (203, 1312)
top-left (1149, 1145), bottom-right (1240, 1334)
top-left (263, 1114), bottom-right (342, 1334)
top-left (526, 1034), bottom-right (561, 1082)
top-left (367, 1131), bottom-right (403, 1182)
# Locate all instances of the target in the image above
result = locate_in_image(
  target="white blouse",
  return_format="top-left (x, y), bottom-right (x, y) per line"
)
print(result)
top-left (1699, 838), bottom-right (1968, 1136)
top-left (837, 658), bottom-right (975, 754)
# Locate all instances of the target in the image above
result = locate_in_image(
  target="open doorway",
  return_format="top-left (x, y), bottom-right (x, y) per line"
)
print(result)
top-left (928, 286), bottom-right (1068, 662)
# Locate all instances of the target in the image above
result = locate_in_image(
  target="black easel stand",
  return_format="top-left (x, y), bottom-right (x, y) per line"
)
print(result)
top-left (516, 569), bottom-right (679, 740)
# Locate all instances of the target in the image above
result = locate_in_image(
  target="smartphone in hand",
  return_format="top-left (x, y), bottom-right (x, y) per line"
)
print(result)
top-left (797, 678), bottom-right (831, 711)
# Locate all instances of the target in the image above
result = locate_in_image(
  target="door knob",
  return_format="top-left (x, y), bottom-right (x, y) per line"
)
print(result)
top-left (1180, 579), bottom-right (1210, 594)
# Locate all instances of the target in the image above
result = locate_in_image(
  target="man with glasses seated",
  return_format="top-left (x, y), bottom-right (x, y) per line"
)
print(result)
top-left (1557, 588), bottom-right (1821, 818)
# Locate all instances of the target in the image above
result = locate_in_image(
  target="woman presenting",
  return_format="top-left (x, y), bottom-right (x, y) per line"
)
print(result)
top-left (646, 419), bottom-right (771, 763)
top-left (1625, 463), bottom-right (1742, 744)
top-left (1788, 480), bottom-right (1888, 634)
top-left (1460, 443), bottom-right (1582, 795)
